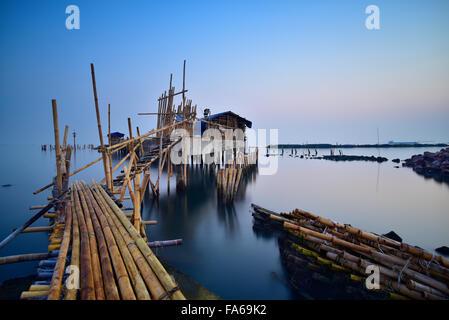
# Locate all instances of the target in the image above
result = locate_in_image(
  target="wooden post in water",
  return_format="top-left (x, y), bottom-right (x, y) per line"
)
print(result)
top-left (127, 117), bottom-right (133, 140)
top-left (51, 99), bottom-right (63, 192)
top-left (182, 60), bottom-right (186, 107)
top-left (167, 151), bottom-right (171, 192)
top-left (61, 125), bottom-right (69, 176)
top-left (62, 125), bottom-right (69, 152)
top-left (90, 63), bottom-right (112, 191)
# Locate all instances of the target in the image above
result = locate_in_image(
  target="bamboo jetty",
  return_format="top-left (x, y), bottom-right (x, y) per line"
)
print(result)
top-left (1, 61), bottom-right (258, 299)
top-left (251, 204), bottom-right (449, 300)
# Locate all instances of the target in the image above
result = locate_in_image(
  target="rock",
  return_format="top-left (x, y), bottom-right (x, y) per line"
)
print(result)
top-left (403, 147), bottom-right (449, 184)
top-left (382, 231), bottom-right (402, 242)
top-left (435, 246), bottom-right (449, 257)
top-left (392, 158), bottom-right (400, 163)
top-left (321, 155), bottom-right (388, 163)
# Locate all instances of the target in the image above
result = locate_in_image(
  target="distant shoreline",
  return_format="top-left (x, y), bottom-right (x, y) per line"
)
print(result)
top-left (269, 143), bottom-right (448, 149)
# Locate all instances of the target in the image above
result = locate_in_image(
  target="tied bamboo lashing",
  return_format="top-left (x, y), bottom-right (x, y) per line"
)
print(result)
top-left (397, 258), bottom-right (412, 287)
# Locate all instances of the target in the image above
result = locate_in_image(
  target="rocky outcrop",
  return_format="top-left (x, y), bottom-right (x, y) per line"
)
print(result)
top-left (403, 148), bottom-right (449, 183)
top-left (382, 231), bottom-right (402, 242)
top-left (321, 155), bottom-right (388, 163)
top-left (436, 246), bottom-right (449, 257)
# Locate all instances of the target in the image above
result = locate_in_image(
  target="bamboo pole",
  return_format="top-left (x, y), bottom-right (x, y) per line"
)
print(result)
top-left (119, 153), bottom-right (136, 202)
top-left (0, 253), bottom-right (49, 265)
top-left (47, 198), bottom-right (72, 300)
top-left (107, 117), bottom-right (193, 152)
top-left (62, 125), bottom-right (69, 151)
top-left (62, 146), bottom-right (72, 195)
top-left (65, 194), bottom-right (80, 300)
top-left (20, 226), bottom-right (54, 233)
top-left (72, 183), bottom-right (96, 300)
top-left (93, 180), bottom-right (185, 300)
top-left (21, 291), bottom-right (49, 299)
top-left (234, 168), bottom-right (242, 193)
top-left (0, 194), bottom-right (67, 249)
top-left (182, 60), bottom-right (186, 107)
top-left (108, 103), bottom-right (113, 191)
top-left (52, 99), bottom-right (63, 191)
top-left (132, 172), bottom-right (141, 231)
top-left (136, 126), bottom-right (145, 156)
top-left (148, 239), bottom-right (182, 248)
top-left (90, 63), bottom-right (112, 191)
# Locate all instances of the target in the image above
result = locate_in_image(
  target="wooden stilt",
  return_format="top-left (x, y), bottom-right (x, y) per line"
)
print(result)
top-left (90, 63), bottom-right (112, 191)
top-left (52, 100), bottom-right (63, 191)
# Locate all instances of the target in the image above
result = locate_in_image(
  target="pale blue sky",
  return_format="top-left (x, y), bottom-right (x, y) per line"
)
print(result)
top-left (1, 0), bottom-right (448, 144)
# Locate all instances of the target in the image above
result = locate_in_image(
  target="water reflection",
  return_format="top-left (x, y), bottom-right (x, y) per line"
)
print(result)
top-left (1, 146), bottom-right (449, 300)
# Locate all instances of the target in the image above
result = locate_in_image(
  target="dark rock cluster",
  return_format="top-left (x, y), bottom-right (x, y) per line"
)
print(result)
top-left (321, 155), bottom-right (388, 163)
top-left (403, 148), bottom-right (449, 183)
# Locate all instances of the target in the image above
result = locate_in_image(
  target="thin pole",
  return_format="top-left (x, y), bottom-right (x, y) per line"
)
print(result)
top-left (0, 192), bottom-right (67, 249)
top-left (90, 63), bottom-right (112, 190)
top-left (62, 125), bottom-right (69, 151)
top-left (182, 60), bottom-right (186, 107)
top-left (52, 99), bottom-right (63, 191)
top-left (72, 131), bottom-right (76, 151)
top-left (136, 126), bottom-right (144, 156)
top-left (108, 104), bottom-right (111, 147)
top-left (108, 104), bottom-right (113, 190)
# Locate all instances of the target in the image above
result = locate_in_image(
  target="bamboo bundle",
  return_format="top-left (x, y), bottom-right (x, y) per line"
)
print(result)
top-left (72, 183), bottom-right (96, 300)
top-left (90, 183), bottom-right (168, 299)
top-left (251, 204), bottom-right (449, 300)
top-left (78, 183), bottom-right (119, 300)
top-left (289, 208), bottom-right (449, 269)
top-left (81, 182), bottom-right (149, 300)
top-left (78, 182), bottom-right (136, 300)
top-left (93, 179), bottom-right (185, 300)
top-left (75, 182), bottom-right (105, 299)
top-left (217, 166), bottom-right (243, 203)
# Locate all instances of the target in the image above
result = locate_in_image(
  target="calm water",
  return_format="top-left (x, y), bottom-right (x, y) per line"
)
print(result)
top-left (1, 144), bottom-right (448, 299)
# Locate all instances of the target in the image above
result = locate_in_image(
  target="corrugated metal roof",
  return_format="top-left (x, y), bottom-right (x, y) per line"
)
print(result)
top-left (109, 132), bottom-right (125, 138)
top-left (204, 111), bottom-right (252, 128)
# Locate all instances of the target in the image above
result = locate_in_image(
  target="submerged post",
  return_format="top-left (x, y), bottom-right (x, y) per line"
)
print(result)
top-left (51, 99), bottom-right (63, 191)
top-left (90, 63), bottom-right (112, 191)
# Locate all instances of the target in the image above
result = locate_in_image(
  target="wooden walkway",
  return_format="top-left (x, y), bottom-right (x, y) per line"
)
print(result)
top-left (20, 180), bottom-right (185, 300)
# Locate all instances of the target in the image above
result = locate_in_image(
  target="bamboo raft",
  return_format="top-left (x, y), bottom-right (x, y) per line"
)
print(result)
top-left (251, 204), bottom-right (449, 300)
top-left (19, 180), bottom-right (185, 300)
